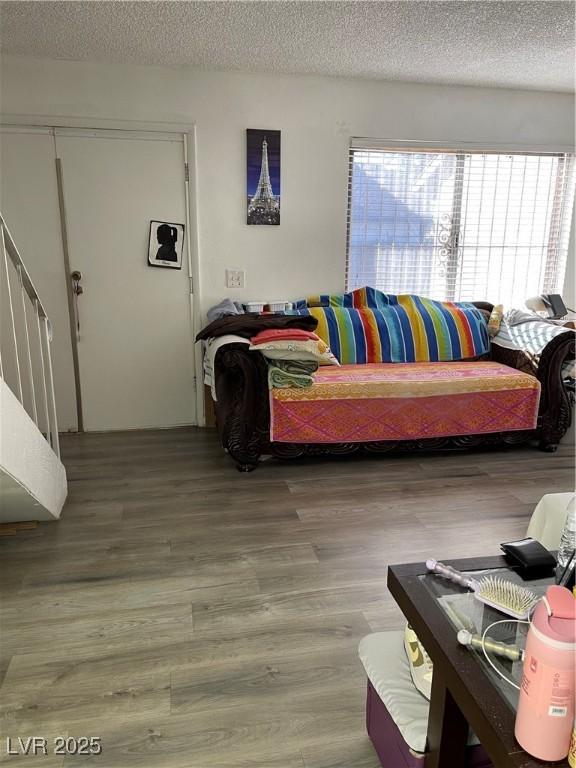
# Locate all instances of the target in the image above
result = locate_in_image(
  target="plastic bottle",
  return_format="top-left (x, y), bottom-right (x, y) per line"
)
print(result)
top-left (514, 585), bottom-right (576, 761)
top-left (556, 495), bottom-right (576, 582)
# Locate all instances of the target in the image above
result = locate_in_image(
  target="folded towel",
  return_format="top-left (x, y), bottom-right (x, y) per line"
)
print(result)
top-left (268, 366), bottom-right (314, 390)
top-left (251, 328), bottom-right (319, 345)
top-left (272, 359), bottom-right (319, 376)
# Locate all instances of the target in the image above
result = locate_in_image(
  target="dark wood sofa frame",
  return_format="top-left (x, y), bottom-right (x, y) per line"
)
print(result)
top-left (212, 302), bottom-right (575, 471)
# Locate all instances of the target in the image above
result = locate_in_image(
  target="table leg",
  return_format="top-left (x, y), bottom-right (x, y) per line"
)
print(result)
top-left (426, 672), bottom-right (469, 768)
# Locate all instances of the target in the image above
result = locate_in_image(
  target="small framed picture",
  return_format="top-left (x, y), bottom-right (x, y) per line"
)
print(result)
top-left (148, 220), bottom-right (185, 269)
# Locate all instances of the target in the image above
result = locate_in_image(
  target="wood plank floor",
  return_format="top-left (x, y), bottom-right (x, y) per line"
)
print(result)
top-left (0, 429), bottom-right (574, 767)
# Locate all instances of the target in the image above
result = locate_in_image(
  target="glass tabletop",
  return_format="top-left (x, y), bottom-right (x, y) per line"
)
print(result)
top-left (419, 567), bottom-right (553, 711)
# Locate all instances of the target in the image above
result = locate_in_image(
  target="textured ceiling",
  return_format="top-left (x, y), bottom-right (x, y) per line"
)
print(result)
top-left (0, 1), bottom-right (574, 92)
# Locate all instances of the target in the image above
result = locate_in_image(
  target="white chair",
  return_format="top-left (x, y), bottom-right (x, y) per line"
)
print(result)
top-left (526, 492), bottom-right (574, 549)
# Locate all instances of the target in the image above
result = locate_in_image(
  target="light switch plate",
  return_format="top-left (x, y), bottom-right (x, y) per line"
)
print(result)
top-left (226, 269), bottom-right (245, 289)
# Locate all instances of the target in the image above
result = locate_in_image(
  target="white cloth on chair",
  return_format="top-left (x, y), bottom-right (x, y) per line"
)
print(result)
top-left (526, 492), bottom-right (574, 550)
top-left (203, 335), bottom-right (250, 401)
top-left (358, 631), bottom-right (479, 755)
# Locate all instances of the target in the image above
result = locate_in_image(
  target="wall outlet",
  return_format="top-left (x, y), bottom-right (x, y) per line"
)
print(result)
top-left (226, 269), bottom-right (245, 289)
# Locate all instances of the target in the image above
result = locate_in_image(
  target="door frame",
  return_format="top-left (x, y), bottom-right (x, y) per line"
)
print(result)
top-left (0, 115), bottom-right (205, 427)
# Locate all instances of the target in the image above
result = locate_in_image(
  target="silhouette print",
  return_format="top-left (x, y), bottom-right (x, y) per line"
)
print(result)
top-left (155, 224), bottom-right (178, 262)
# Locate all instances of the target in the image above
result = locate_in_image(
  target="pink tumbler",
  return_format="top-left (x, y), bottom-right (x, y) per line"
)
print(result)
top-left (515, 585), bottom-right (576, 761)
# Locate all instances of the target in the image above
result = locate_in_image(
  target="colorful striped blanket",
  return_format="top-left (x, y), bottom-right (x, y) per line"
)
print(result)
top-left (293, 288), bottom-right (489, 365)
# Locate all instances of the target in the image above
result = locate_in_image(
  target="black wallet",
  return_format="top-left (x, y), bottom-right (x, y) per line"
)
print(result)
top-left (500, 537), bottom-right (556, 575)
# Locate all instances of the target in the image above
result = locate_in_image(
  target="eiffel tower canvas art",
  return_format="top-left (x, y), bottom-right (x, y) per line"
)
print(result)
top-left (247, 129), bottom-right (281, 225)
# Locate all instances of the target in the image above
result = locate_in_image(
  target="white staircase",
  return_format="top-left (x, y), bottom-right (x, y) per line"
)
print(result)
top-left (0, 214), bottom-right (67, 521)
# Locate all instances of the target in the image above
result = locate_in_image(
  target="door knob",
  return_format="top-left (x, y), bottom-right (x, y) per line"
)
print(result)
top-left (71, 271), bottom-right (83, 295)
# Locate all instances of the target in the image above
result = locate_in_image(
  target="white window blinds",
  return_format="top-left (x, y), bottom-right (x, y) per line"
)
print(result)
top-left (346, 144), bottom-right (575, 307)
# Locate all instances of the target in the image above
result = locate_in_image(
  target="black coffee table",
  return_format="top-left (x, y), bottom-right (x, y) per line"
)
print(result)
top-left (387, 555), bottom-right (567, 768)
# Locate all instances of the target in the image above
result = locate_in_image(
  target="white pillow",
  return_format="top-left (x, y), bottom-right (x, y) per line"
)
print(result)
top-left (250, 338), bottom-right (340, 366)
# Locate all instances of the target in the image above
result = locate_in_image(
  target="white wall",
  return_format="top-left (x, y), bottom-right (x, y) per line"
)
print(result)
top-left (0, 131), bottom-right (79, 431)
top-left (564, 202), bottom-right (576, 310)
top-left (1, 54), bottom-right (574, 317)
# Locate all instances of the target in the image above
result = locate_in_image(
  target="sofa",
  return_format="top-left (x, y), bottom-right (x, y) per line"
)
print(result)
top-left (198, 290), bottom-right (575, 471)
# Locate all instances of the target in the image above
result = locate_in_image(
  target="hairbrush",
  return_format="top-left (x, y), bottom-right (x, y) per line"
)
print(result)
top-left (426, 558), bottom-right (539, 620)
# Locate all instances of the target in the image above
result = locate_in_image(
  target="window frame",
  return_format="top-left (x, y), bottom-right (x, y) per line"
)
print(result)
top-left (345, 138), bottom-right (575, 304)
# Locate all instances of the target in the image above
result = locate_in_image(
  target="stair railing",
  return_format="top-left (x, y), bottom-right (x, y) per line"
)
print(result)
top-left (0, 213), bottom-right (60, 458)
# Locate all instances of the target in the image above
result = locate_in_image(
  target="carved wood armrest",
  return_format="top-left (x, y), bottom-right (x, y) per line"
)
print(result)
top-left (490, 342), bottom-right (537, 376)
top-left (492, 330), bottom-right (575, 448)
top-left (212, 344), bottom-right (270, 470)
top-left (535, 331), bottom-right (575, 448)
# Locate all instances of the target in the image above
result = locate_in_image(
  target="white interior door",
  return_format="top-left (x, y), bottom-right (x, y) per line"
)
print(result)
top-left (0, 129), bottom-right (78, 432)
top-left (55, 130), bottom-right (196, 431)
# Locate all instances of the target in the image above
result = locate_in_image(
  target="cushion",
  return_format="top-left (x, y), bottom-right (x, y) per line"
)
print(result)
top-left (293, 290), bottom-right (489, 365)
top-left (487, 304), bottom-right (504, 338)
top-left (359, 631), bottom-right (480, 754)
top-left (270, 361), bottom-right (540, 443)
top-left (249, 338), bottom-right (340, 366)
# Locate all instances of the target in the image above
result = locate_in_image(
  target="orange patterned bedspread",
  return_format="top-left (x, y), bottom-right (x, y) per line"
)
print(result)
top-left (270, 362), bottom-right (540, 443)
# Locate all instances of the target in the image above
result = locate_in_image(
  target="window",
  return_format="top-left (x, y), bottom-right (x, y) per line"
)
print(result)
top-left (346, 143), bottom-right (575, 307)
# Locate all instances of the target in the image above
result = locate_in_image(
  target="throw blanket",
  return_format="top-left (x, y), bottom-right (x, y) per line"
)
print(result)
top-left (267, 359), bottom-right (318, 390)
top-left (196, 313), bottom-right (317, 342)
top-left (494, 309), bottom-right (573, 355)
top-left (203, 335), bottom-right (249, 401)
top-left (294, 288), bottom-right (488, 365)
top-left (270, 362), bottom-right (540, 443)
top-left (493, 309), bottom-right (575, 380)
top-left (206, 298), bottom-right (244, 322)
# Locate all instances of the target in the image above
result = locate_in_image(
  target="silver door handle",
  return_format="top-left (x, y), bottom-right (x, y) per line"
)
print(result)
top-left (71, 270), bottom-right (83, 295)
top-left (71, 271), bottom-right (83, 337)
